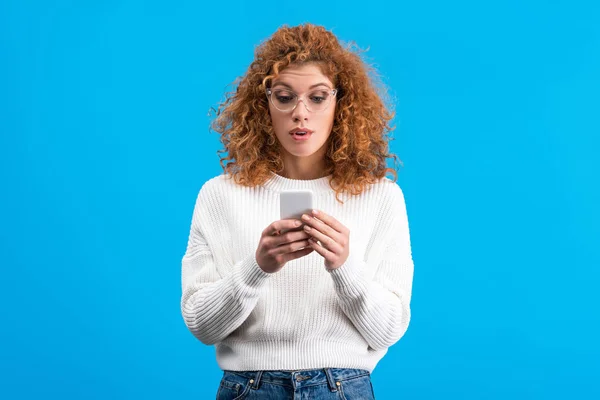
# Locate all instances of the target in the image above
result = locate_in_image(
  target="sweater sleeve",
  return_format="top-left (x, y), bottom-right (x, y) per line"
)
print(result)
top-left (180, 189), bottom-right (271, 345)
top-left (328, 184), bottom-right (414, 351)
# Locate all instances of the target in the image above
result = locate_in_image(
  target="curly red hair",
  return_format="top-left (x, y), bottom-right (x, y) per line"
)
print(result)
top-left (211, 23), bottom-right (402, 203)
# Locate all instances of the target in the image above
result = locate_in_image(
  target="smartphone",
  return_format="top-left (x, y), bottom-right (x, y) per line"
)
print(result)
top-left (279, 190), bottom-right (314, 234)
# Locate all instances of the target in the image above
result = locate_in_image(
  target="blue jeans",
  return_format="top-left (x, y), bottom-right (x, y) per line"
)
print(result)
top-left (216, 368), bottom-right (375, 399)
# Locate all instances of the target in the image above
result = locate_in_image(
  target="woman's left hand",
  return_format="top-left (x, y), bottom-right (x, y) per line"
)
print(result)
top-left (301, 209), bottom-right (350, 270)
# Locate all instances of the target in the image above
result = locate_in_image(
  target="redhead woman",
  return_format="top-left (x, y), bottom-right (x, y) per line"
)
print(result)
top-left (181, 23), bottom-right (415, 399)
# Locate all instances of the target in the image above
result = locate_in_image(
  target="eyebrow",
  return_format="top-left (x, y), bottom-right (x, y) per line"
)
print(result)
top-left (271, 82), bottom-right (331, 90)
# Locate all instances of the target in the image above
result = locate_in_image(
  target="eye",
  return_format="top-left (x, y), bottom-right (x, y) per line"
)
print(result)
top-left (274, 90), bottom-right (296, 103)
top-left (309, 91), bottom-right (329, 104)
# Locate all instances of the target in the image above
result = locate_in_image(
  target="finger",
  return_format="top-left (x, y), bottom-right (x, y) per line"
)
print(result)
top-left (311, 210), bottom-right (347, 234)
top-left (269, 219), bottom-right (303, 236)
top-left (281, 246), bottom-right (314, 263)
top-left (274, 230), bottom-right (311, 247)
top-left (308, 237), bottom-right (334, 259)
top-left (276, 239), bottom-right (311, 255)
top-left (302, 214), bottom-right (342, 245)
top-left (303, 224), bottom-right (343, 254)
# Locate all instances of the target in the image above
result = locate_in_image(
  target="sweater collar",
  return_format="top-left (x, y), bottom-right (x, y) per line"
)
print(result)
top-left (262, 171), bottom-right (334, 193)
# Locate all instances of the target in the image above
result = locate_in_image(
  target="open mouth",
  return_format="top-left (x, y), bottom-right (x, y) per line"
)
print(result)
top-left (290, 131), bottom-right (312, 141)
top-left (289, 128), bottom-right (314, 140)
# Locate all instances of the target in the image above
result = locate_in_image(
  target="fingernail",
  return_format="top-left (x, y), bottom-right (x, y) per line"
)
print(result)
top-left (312, 209), bottom-right (319, 215)
top-left (295, 220), bottom-right (301, 226)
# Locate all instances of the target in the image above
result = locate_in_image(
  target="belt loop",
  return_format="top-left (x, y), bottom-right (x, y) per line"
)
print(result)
top-left (250, 371), bottom-right (263, 390)
top-left (324, 368), bottom-right (338, 392)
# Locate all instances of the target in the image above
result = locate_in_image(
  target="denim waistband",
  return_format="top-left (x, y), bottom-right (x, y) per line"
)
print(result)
top-left (224, 368), bottom-right (370, 392)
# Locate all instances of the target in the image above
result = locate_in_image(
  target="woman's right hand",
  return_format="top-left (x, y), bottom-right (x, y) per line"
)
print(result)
top-left (255, 219), bottom-right (314, 274)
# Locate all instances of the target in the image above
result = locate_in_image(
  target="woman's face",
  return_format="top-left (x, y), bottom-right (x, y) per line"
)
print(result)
top-left (268, 63), bottom-right (336, 162)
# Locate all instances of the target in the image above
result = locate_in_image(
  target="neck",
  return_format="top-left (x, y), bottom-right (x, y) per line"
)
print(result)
top-left (279, 149), bottom-right (328, 180)
top-left (278, 167), bottom-right (328, 180)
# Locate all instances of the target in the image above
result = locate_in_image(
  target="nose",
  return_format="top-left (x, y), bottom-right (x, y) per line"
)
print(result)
top-left (291, 98), bottom-right (309, 121)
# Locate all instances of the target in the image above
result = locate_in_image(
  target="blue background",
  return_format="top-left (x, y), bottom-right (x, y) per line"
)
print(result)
top-left (1, 1), bottom-right (599, 399)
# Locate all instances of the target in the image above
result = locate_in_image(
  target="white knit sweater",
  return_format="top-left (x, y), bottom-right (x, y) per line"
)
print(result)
top-left (180, 172), bottom-right (414, 372)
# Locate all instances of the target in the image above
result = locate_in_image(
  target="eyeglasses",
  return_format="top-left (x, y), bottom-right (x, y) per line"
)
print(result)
top-left (266, 88), bottom-right (338, 113)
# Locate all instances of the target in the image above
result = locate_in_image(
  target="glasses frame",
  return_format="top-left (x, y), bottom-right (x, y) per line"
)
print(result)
top-left (266, 88), bottom-right (338, 113)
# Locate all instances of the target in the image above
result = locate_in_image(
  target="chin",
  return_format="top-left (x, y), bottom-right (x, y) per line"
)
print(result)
top-left (284, 147), bottom-right (316, 157)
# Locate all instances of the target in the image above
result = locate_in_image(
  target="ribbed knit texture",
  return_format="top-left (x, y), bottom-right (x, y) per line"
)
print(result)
top-left (180, 172), bottom-right (414, 372)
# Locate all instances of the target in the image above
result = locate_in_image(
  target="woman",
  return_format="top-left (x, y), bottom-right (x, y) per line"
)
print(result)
top-left (181, 23), bottom-right (414, 399)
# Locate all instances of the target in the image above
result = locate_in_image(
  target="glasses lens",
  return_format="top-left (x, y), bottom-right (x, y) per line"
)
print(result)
top-left (269, 89), bottom-right (334, 112)
top-left (306, 89), bottom-right (333, 111)
top-left (271, 89), bottom-right (297, 111)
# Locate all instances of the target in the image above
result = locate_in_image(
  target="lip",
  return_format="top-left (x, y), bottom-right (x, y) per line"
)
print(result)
top-left (289, 127), bottom-right (314, 135)
top-left (289, 127), bottom-right (313, 142)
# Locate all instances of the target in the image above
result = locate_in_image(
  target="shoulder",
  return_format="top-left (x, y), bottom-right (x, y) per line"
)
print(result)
top-left (365, 177), bottom-right (409, 220)
top-left (196, 173), bottom-right (238, 199)
top-left (188, 174), bottom-right (239, 223)
top-left (369, 177), bottom-right (407, 203)
top-left (379, 176), bottom-right (404, 192)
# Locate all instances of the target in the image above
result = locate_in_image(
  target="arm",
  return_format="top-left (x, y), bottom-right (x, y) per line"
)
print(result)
top-left (180, 191), bottom-right (270, 345)
top-left (329, 185), bottom-right (414, 351)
